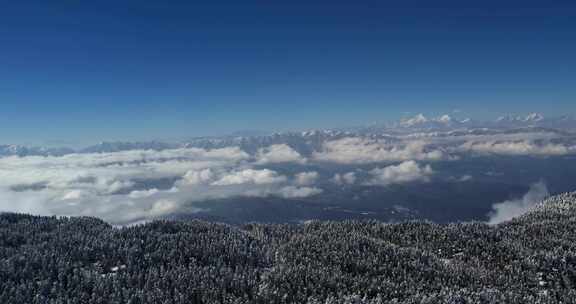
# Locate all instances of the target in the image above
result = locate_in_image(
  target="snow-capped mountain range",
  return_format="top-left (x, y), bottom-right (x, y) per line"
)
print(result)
top-left (1, 113), bottom-right (575, 157)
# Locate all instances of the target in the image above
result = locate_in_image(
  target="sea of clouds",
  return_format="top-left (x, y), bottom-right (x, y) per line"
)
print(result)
top-left (1, 128), bottom-right (574, 224)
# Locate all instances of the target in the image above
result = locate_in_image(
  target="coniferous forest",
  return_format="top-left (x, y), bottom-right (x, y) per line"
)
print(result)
top-left (1, 193), bottom-right (576, 304)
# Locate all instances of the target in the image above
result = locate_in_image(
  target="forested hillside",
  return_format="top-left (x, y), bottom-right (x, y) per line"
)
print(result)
top-left (1, 192), bottom-right (576, 303)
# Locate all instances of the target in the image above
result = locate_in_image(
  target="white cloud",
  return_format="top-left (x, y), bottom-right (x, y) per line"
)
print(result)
top-left (128, 188), bottom-right (160, 199)
top-left (179, 169), bottom-right (216, 185)
top-left (0, 147), bottom-right (250, 192)
top-left (211, 169), bottom-right (287, 186)
top-left (457, 175), bottom-right (473, 182)
top-left (2, 128), bottom-right (572, 225)
top-left (458, 140), bottom-right (573, 156)
top-left (313, 137), bottom-right (445, 164)
top-left (106, 180), bottom-right (135, 194)
top-left (294, 171), bottom-right (319, 186)
top-left (0, 147), bottom-right (318, 225)
top-left (437, 114), bottom-right (452, 123)
top-left (256, 144), bottom-right (306, 164)
top-left (148, 199), bottom-right (179, 217)
top-left (366, 161), bottom-right (433, 186)
top-left (62, 190), bottom-right (87, 200)
top-left (488, 181), bottom-right (549, 225)
top-left (0, 187), bottom-right (54, 215)
top-left (279, 186), bottom-right (323, 198)
top-left (332, 172), bottom-right (357, 185)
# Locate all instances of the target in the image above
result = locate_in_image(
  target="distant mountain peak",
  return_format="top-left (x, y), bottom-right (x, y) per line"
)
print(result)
top-left (400, 113), bottom-right (429, 127)
top-left (525, 112), bottom-right (544, 122)
top-left (497, 113), bottom-right (544, 123)
top-left (398, 113), bottom-right (464, 129)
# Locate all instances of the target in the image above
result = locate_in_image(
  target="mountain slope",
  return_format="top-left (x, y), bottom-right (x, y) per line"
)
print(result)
top-left (1, 192), bottom-right (576, 303)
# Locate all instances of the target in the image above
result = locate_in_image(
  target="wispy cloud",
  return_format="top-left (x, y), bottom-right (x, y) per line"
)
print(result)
top-left (488, 181), bottom-right (549, 224)
top-left (458, 140), bottom-right (573, 156)
top-left (313, 137), bottom-right (446, 164)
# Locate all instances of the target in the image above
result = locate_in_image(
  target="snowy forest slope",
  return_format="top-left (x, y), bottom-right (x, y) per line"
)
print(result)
top-left (1, 192), bottom-right (576, 303)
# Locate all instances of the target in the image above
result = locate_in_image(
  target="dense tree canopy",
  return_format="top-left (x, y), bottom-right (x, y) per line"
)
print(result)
top-left (1, 192), bottom-right (576, 303)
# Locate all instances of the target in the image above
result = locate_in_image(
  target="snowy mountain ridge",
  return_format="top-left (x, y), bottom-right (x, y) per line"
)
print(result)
top-left (1, 114), bottom-right (576, 157)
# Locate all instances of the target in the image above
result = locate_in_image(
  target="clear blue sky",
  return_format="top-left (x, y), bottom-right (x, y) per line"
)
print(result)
top-left (1, 0), bottom-right (575, 145)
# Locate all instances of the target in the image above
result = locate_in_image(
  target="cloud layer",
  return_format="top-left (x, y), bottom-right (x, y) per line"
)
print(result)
top-left (0, 144), bottom-right (437, 224)
top-left (458, 140), bottom-right (573, 156)
top-left (313, 138), bottom-right (446, 164)
top-left (0, 147), bottom-right (320, 224)
top-left (2, 125), bottom-right (573, 224)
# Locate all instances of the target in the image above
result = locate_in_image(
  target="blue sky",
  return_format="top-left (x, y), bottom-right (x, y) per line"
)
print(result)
top-left (1, 0), bottom-right (575, 145)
